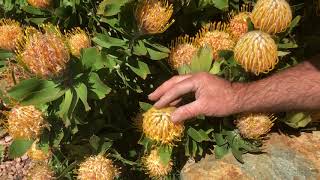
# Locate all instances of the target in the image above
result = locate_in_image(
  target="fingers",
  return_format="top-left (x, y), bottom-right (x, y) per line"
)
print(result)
top-left (169, 98), bottom-right (182, 106)
top-left (171, 101), bottom-right (203, 123)
top-left (148, 75), bottom-right (191, 101)
top-left (154, 78), bottom-right (197, 108)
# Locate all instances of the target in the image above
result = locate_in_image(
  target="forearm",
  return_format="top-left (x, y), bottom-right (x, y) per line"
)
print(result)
top-left (234, 54), bottom-right (320, 113)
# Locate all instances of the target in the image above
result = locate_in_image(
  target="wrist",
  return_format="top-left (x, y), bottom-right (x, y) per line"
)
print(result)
top-left (230, 82), bottom-right (249, 114)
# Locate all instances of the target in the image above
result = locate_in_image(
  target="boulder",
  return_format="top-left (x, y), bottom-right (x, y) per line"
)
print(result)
top-left (181, 132), bottom-right (320, 180)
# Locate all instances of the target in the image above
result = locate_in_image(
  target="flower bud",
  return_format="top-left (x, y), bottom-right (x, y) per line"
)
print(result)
top-left (0, 19), bottom-right (23, 51)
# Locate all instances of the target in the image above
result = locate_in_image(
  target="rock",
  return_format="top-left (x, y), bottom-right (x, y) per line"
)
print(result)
top-left (4, 136), bottom-right (12, 143)
top-left (181, 132), bottom-right (320, 180)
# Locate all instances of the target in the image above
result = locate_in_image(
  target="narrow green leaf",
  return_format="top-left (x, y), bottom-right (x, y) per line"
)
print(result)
top-left (214, 144), bottom-right (229, 159)
top-left (133, 41), bottom-right (148, 56)
top-left (80, 47), bottom-right (100, 70)
top-left (8, 78), bottom-right (65, 105)
top-left (139, 102), bottom-right (152, 111)
top-left (147, 48), bottom-right (169, 60)
top-left (75, 83), bottom-right (91, 111)
top-left (126, 61), bottom-right (150, 79)
top-left (9, 139), bottom-right (34, 158)
top-left (58, 89), bottom-right (73, 120)
top-left (92, 33), bottom-right (127, 48)
top-left (89, 135), bottom-right (100, 151)
top-left (158, 145), bottom-right (173, 165)
top-left (187, 127), bottom-right (203, 142)
top-left (88, 72), bottom-right (111, 99)
top-left (191, 46), bottom-right (213, 73)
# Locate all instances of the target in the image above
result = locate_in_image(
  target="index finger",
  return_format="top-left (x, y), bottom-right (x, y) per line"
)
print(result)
top-left (148, 74), bottom-right (191, 101)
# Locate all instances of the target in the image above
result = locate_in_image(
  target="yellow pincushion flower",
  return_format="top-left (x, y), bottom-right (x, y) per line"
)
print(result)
top-left (236, 113), bottom-right (275, 139)
top-left (251, 0), bottom-right (292, 34)
top-left (142, 149), bottom-right (173, 178)
top-left (135, 0), bottom-right (174, 34)
top-left (142, 107), bottom-right (184, 144)
top-left (0, 19), bottom-right (23, 51)
top-left (77, 155), bottom-right (118, 180)
top-left (195, 23), bottom-right (235, 60)
top-left (7, 105), bottom-right (45, 140)
top-left (16, 24), bottom-right (70, 78)
top-left (27, 141), bottom-right (51, 161)
top-left (66, 27), bottom-right (91, 57)
top-left (228, 12), bottom-right (251, 41)
top-left (169, 35), bottom-right (198, 69)
top-left (27, 0), bottom-right (52, 9)
top-left (234, 31), bottom-right (278, 75)
top-left (26, 162), bottom-right (54, 180)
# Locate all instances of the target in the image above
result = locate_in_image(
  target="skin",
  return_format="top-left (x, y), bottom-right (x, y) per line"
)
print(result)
top-left (148, 54), bottom-right (320, 124)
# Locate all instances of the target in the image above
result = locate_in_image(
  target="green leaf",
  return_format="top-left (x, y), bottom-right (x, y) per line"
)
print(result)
top-left (0, 49), bottom-right (14, 59)
top-left (210, 60), bottom-right (224, 74)
top-left (147, 48), bottom-right (169, 60)
top-left (22, 6), bottom-right (49, 15)
top-left (214, 133), bottom-right (226, 146)
top-left (158, 145), bottom-right (173, 165)
top-left (287, 16), bottom-right (301, 35)
top-left (214, 144), bottom-right (229, 159)
top-left (9, 139), bottom-right (34, 158)
top-left (133, 41), bottom-right (148, 56)
top-left (80, 47), bottom-right (100, 70)
top-left (89, 135), bottom-right (100, 151)
top-left (126, 60), bottom-right (150, 79)
top-left (177, 64), bottom-right (192, 75)
top-left (97, 0), bottom-right (130, 16)
top-left (99, 141), bottom-right (113, 154)
top-left (278, 42), bottom-right (298, 49)
top-left (75, 83), bottom-right (91, 111)
top-left (198, 0), bottom-right (228, 10)
top-left (92, 33), bottom-right (127, 48)
top-left (0, 144), bottom-right (4, 162)
top-left (8, 78), bottom-right (65, 105)
top-left (187, 127), bottom-right (202, 142)
top-left (58, 89), bottom-right (73, 120)
top-left (191, 46), bottom-right (213, 73)
top-left (88, 73), bottom-right (111, 99)
top-left (139, 102), bottom-right (152, 111)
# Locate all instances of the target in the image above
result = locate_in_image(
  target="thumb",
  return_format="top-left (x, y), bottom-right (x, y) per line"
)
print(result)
top-left (171, 101), bottom-right (202, 124)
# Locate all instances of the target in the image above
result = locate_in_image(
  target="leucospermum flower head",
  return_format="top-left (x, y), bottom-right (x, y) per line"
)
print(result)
top-left (77, 155), bottom-right (118, 180)
top-left (169, 35), bottom-right (198, 69)
top-left (7, 105), bottom-right (45, 140)
top-left (142, 149), bottom-right (173, 178)
top-left (251, 0), bottom-right (292, 34)
top-left (195, 22), bottom-right (235, 60)
top-left (16, 24), bottom-right (70, 78)
top-left (27, 141), bottom-right (51, 161)
top-left (66, 27), bottom-right (91, 57)
top-left (135, 0), bottom-right (174, 34)
top-left (236, 113), bottom-right (276, 139)
top-left (142, 107), bottom-right (184, 144)
top-left (27, 0), bottom-right (52, 9)
top-left (26, 162), bottom-right (54, 180)
top-left (234, 31), bottom-right (278, 75)
top-left (228, 12), bottom-right (251, 41)
top-left (0, 19), bottom-right (23, 51)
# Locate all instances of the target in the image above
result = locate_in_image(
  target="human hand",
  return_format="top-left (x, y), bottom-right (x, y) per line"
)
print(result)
top-left (148, 72), bottom-right (241, 124)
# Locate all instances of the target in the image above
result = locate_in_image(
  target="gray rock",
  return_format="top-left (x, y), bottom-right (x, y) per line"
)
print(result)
top-left (181, 132), bottom-right (320, 180)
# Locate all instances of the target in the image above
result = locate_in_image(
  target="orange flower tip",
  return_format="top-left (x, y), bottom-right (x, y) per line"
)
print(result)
top-left (227, 12), bottom-right (251, 40)
top-left (26, 162), bottom-right (54, 180)
top-left (16, 24), bottom-right (70, 78)
top-left (169, 35), bottom-right (198, 69)
top-left (142, 149), bottom-right (173, 178)
top-left (251, 0), bottom-right (292, 34)
top-left (27, 0), bottom-right (52, 9)
top-left (195, 28), bottom-right (235, 60)
top-left (7, 105), bottom-right (45, 140)
top-left (135, 0), bottom-right (174, 34)
top-left (236, 113), bottom-right (276, 139)
top-left (142, 107), bottom-right (184, 145)
top-left (66, 28), bottom-right (91, 57)
top-left (234, 30), bottom-right (278, 75)
top-left (0, 19), bottom-right (23, 51)
top-left (77, 155), bottom-right (119, 180)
